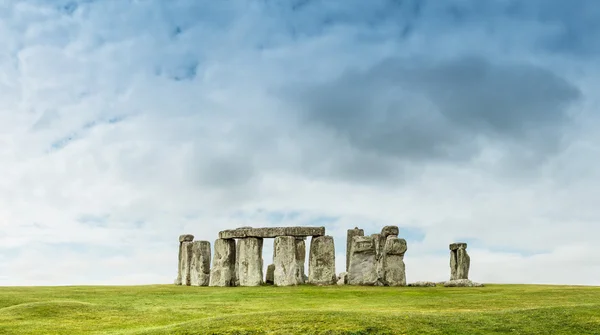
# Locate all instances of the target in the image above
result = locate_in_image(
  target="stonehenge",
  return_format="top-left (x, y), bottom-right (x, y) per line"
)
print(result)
top-left (176, 226), bottom-right (479, 288)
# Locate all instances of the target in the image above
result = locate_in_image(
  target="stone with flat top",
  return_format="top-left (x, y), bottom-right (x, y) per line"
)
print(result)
top-left (219, 227), bottom-right (325, 239)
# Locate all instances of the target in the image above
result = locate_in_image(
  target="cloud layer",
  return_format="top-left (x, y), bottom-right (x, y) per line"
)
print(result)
top-left (1, 0), bottom-right (599, 286)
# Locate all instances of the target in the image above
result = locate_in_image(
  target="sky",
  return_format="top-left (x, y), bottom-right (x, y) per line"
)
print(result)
top-left (1, 0), bottom-right (599, 286)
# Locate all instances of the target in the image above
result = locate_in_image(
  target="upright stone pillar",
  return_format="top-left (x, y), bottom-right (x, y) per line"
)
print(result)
top-left (210, 239), bottom-right (236, 287)
top-left (450, 242), bottom-right (470, 280)
top-left (295, 237), bottom-right (306, 284)
top-left (265, 264), bottom-right (275, 285)
top-left (180, 240), bottom-right (194, 286)
top-left (308, 235), bottom-right (336, 285)
top-left (237, 237), bottom-right (264, 286)
top-left (175, 234), bottom-right (194, 285)
top-left (381, 236), bottom-right (407, 286)
top-left (274, 236), bottom-right (301, 286)
top-left (346, 227), bottom-right (364, 272)
top-left (190, 241), bottom-right (211, 286)
top-left (347, 236), bottom-right (378, 285)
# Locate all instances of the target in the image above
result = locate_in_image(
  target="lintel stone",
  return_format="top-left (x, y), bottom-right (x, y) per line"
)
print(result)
top-left (219, 226), bottom-right (325, 239)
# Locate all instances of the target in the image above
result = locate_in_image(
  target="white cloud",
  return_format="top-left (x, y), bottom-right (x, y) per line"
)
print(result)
top-left (1, 0), bottom-right (599, 286)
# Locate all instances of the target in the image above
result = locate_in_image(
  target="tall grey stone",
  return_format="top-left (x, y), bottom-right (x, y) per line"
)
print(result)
top-left (190, 241), bottom-right (211, 286)
top-left (179, 241), bottom-right (193, 286)
top-left (381, 236), bottom-right (407, 286)
top-left (234, 239), bottom-right (240, 286)
top-left (274, 236), bottom-right (301, 286)
top-left (175, 234), bottom-right (194, 285)
top-left (237, 237), bottom-right (264, 286)
top-left (346, 227), bottom-right (364, 271)
top-left (265, 264), bottom-right (275, 285)
top-left (347, 236), bottom-right (378, 285)
top-left (450, 242), bottom-right (470, 280)
top-left (209, 239), bottom-right (236, 287)
top-left (308, 235), bottom-right (336, 285)
top-left (295, 238), bottom-right (306, 284)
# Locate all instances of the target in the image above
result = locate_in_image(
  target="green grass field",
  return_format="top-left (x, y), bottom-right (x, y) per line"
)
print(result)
top-left (0, 284), bottom-right (599, 335)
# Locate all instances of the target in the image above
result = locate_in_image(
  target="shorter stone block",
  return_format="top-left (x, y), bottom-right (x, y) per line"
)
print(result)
top-left (308, 236), bottom-right (336, 285)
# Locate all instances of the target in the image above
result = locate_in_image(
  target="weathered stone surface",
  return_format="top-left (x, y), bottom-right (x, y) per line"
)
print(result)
top-left (450, 242), bottom-right (470, 280)
top-left (219, 227), bottom-right (325, 239)
top-left (265, 264), bottom-right (275, 285)
top-left (176, 234), bottom-right (194, 285)
top-left (190, 241), bottom-right (211, 286)
top-left (381, 236), bottom-right (407, 286)
top-left (209, 239), bottom-right (236, 287)
top-left (380, 226), bottom-right (399, 238)
top-left (346, 227), bottom-right (364, 271)
top-left (450, 242), bottom-right (467, 251)
top-left (237, 238), bottom-right (264, 286)
top-left (444, 279), bottom-right (483, 287)
top-left (295, 238), bottom-right (306, 284)
top-left (179, 234), bottom-right (194, 243)
top-left (408, 281), bottom-right (436, 287)
top-left (347, 236), bottom-right (378, 285)
top-left (308, 235), bottom-right (336, 285)
top-left (180, 241), bottom-right (193, 286)
top-left (274, 236), bottom-right (301, 286)
top-left (234, 239), bottom-right (240, 286)
top-left (337, 272), bottom-right (347, 285)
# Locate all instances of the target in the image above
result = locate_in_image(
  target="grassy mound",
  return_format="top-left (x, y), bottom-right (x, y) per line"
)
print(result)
top-left (0, 284), bottom-right (598, 334)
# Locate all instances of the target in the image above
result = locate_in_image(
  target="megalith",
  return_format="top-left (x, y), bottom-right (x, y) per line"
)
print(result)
top-left (347, 236), bottom-right (378, 285)
top-left (265, 264), bottom-right (275, 285)
top-left (179, 240), bottom-right (194, 286)
top-left (450, 242), bottom-right (470, 280)
top-left (175, 234), bottom-right (194, 285)
top-left (190, 240), bottom-right (211, 286)
top-left (295, 238), bottom-right (306, 284)
top-left (381, 236), bottom-right (407, 286)
top-left (308, 235), bottom-right (336, 285)
top-left (346, 227), bottom-right (364, 271)
top-left (274, 236), bottom-right (301, 286)
top-left (209, 238), bottom-right (236, 287)
top-left (237, 237), bottom-right (264, 286)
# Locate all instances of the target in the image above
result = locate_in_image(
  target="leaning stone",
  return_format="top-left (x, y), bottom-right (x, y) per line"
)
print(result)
top-left (190, 241), bottom-right (211, 286)
top-left (180, 241), bottom-right (193, 286)
top-left (308, 235), bottom-right (336, 285)
top-left (237, 237), bottom-right (264, 286)
top-left (219, 226), bottom-right (325, 239)
top-left (408, 281), bottom-right (437, 287)
top-left (346, 227), bottom-right (364, 271)
top-left (295, 238), bottom-right (306, 284)
top-left (209, 239), bottom-right (236, 287)
top-left (347, 236), bottom-right (378, 285)
top-left (381, 236), bottom-right (407, 286)
top-left (265, 264), bottom-right (275, 285)
top-left (175, 234), bottom-right (194, 285)
top-left (274, 236), bottom-right (301, 286)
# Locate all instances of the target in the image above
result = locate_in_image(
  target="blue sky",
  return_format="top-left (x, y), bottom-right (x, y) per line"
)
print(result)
top-left (1, 0), bottom-right (599, 285)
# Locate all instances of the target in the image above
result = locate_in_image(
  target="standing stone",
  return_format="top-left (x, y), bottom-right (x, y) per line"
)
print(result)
top-left (450, 243), bottom-right (470, 280)
top-left (347, 236), bottom-right (378, 285)
top-left (210, 239), bottom-right (236, 287)
top-left (234, 239), bottom-right (240, 286)
top-left (265, 264), bottom-right (275, 285)
top-left (190, 241), bottom-right (211, 286)
top-left (346, 227), bottom-right (364, 271)
top-left (295, 238), bottom-right (306, 284)
top-left (308, 235), bottom-right (336, 285)
top-left (237, 237), bottom-right (264, 286)
top-left (175, 234), bottom-right (194, 285)
top-left (381, 236), bottom-right (407, 286)
top-left (180, 241), bottom-right (194, 286)
top-left (274, 236), bottom-right (300, 286)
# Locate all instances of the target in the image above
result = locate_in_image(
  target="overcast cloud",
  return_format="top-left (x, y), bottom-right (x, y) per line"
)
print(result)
top-left (1, 0), bottom-right (599, 286)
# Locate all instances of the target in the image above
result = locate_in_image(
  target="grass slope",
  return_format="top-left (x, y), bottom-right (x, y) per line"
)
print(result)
top-left (0, 284), bottom-right (599, 334)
